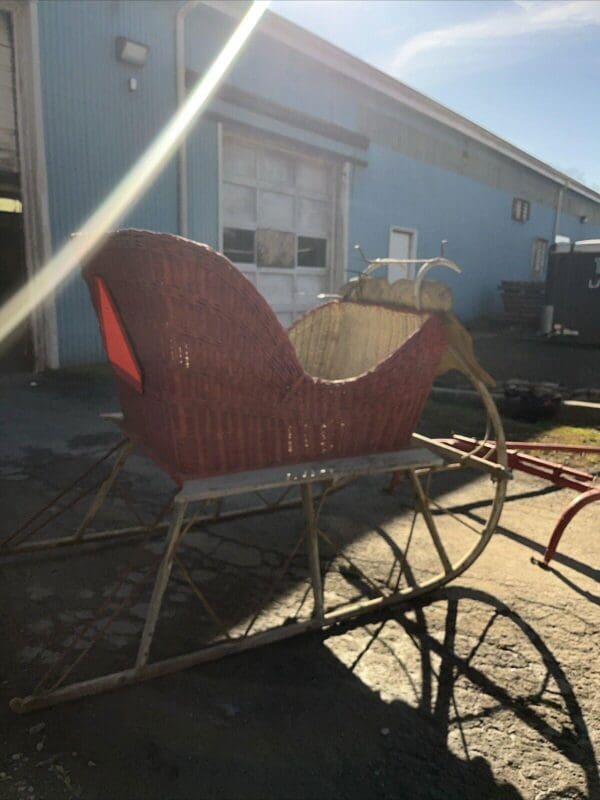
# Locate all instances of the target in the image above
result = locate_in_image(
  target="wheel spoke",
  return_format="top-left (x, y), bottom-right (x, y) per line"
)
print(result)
top-left (389, 506), bottom-right (418, 592)
top-left (409, 470), bottom-right (452, 574)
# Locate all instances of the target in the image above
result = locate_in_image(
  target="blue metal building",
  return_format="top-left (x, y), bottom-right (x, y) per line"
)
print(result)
top-left (3, 0), bottom-right (600, 369)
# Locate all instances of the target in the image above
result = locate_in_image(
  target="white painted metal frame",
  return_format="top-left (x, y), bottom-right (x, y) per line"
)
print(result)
top-left (9, 444), bottom-right (446, 713)
top-left (6, 356), bottom-right (509, 714)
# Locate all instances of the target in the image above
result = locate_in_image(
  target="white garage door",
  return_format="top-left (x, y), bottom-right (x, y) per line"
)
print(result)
top-left (221, 132), bottom-right (336, 326)
top-left (0, 12), bottom-right (18, 174)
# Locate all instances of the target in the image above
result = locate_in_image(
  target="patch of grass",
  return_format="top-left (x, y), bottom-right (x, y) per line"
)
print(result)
top-left (419, 397), bottom-right (600, 471)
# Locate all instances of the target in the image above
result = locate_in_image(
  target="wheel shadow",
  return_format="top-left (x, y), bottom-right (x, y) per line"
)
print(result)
top-left (324, 585), bottom-right (598, 800)
top-left (2, 591), bottom-right (534, 800)
top-left (1, 459), bottom-right (597, 797)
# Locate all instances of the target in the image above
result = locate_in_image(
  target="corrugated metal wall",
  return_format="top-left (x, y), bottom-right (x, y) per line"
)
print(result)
top-left (37, 0), bottom-right (179, 365)
top-left (357, 96), bottom-right (600, 226)
top-left (349, 144), bottom-right (560, 318)
top-left (36, 1), bottom-right (600, 364)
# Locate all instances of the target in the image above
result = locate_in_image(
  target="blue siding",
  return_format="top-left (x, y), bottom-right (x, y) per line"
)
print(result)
top-left (349, 144), bottom-right (600, 318)
top-left (36, 1), bottom-right (600, 365)
top-left (187, 118), bottom-right (219, 247)
top-left (555, 213), bottom-right (598, 244)
top-left (38, 0), bottom-right (181, 365)
top-left (185, 7), bottom-right (358, 131)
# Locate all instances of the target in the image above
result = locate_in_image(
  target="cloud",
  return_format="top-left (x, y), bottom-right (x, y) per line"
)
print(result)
top-left (391, 1), bottom-right (600, 77)
top-left (272, 0), bottom-right (370, 32)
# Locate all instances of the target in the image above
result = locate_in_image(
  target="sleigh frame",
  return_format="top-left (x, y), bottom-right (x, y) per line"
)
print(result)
top-left (6, 232), bottom-right (510, 712)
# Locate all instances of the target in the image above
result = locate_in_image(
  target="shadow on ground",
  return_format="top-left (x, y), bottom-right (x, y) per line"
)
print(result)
top-left (2, 575), bottom-right (597, 799)
top-left (1, 370), bottom-right (598, 798)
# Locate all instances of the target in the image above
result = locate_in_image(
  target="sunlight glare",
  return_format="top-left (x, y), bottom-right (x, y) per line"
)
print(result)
top-left (0, 0), bottom-right (269, 346)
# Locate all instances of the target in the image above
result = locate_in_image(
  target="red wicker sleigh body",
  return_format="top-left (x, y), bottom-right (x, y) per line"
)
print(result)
top-left (83, 230), bottom-right (447, 485)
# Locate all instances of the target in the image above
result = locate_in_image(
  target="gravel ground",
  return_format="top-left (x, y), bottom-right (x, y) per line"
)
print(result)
top-left (0, 370), bottom-right (598, 800)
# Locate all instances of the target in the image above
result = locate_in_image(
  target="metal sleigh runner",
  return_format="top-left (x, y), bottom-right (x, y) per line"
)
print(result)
top-left (6, 230), bottom-right (511, 713)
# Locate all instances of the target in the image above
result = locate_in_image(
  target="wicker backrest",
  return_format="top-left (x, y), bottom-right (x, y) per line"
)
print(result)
top-left (289, 302), bottom-right (427, 381)
top-left (84, 229), bottom-right (302, 395)
top-left (83, 230), bottom-right (304, 475)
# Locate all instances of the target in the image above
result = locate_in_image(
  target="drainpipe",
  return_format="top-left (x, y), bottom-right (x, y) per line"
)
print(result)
top-left (542, 179), bottom-right (570, 336)
top-left (176, 1), bottom-right (200, 238)
top-left (552, 180), bottom-right (568, 243)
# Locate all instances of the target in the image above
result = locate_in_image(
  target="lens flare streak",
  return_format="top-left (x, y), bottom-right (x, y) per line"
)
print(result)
top-left (0, 1), bottom-right (270, 346)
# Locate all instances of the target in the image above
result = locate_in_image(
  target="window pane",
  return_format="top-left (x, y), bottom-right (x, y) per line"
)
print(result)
top-left (223, 228), bottom-right (255, 263)
top-left (223, 139), bottom-right (256, 182)
top-left (256, 229), bottom-right (295, 269)
top-left (258, 190), bottom-right (294, 230)
top-left (258, 149), bottom-right (294, 187)
top-left (297, 160), bottom-right (330, 197)
top-left (222, 182), bottom-right (256, 227)
top-left (298, 236), bottom-right (327, 268)
top-left (298, 197), bottom-right (330, 237)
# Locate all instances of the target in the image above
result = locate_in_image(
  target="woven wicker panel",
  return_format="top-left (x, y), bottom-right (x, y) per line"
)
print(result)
top-left (289, 302), bottom-right (426, 381)
top-left (84, 231), bottom-right (447, 484)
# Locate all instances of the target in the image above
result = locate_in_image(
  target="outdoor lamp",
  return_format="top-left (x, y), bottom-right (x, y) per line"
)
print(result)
top-left (115, 36), bottom-right (149, 67)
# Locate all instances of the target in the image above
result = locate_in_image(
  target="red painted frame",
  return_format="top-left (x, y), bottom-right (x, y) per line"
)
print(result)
top-left (436, 436), bottom-right (599, 564)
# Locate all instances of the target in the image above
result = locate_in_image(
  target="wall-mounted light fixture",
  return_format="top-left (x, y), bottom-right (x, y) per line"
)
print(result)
top-left (580, 215), bottom-right (588, 224)
top-left (115, 36), bottom-right (149, 67)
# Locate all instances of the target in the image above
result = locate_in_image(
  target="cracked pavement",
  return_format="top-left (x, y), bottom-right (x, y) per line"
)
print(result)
top-left (0, 369), bottom-right (598, 799)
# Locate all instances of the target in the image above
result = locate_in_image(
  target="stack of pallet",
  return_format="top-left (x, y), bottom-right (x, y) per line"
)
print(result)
top-left (498, 281), bottom-right (544, 326)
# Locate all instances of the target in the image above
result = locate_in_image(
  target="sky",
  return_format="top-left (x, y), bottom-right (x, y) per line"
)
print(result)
top-left (272, 0), bottom-right (600, 190)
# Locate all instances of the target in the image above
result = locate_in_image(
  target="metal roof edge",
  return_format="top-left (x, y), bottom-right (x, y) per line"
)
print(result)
top-left (202, 0), bottom-right (600, 205)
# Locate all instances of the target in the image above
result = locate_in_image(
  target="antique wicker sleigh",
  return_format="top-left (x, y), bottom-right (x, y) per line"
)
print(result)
top-left (83, 231), bottom-right (448, 484)
top-left (8, 230), bottom-right (509, 712)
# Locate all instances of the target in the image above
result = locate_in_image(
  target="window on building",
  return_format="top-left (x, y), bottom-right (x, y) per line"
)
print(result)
top-left (512, 197), bottom-right (530, 223)
top-left (223, 227), bottom-right (255, 263)
top-left (530, 238), bottom-right (548, 280)
top-left (297, 236), bottom-right (327, 268)
top-left (221, 132), bottom-right (337, 324)
top-left (256, 228), bottom-right (295, 268)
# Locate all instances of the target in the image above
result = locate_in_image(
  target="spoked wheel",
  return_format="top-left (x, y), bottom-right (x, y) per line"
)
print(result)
top-left (318, 368), bottom-right (508, 618)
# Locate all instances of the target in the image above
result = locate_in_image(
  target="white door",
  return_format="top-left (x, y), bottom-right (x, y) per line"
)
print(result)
top-left (0, 11), bottom-right (18, 174)
top-left (388, 227), bottom-right (416, 282)
top-left (221, 132), bottom-right (335, 326)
